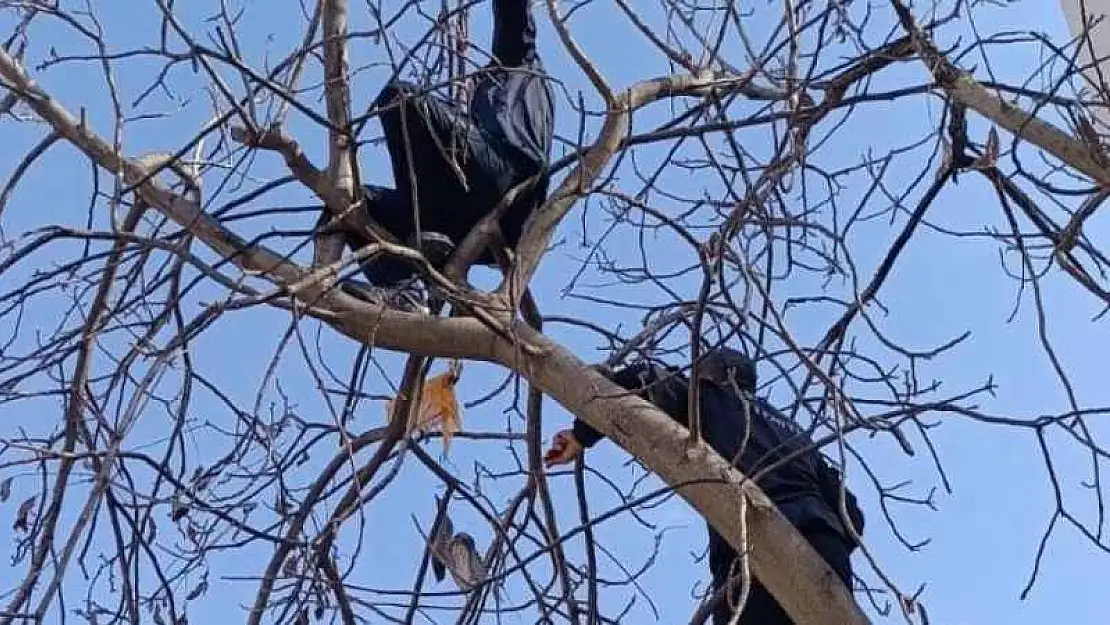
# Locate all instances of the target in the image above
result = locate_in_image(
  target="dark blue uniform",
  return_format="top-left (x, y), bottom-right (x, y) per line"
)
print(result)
top-left (352, 0), bottom-right (556, 286)
top-left (571, 350), bottom-right (864, 624)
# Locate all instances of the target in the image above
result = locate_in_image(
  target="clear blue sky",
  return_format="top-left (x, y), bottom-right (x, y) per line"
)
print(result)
top-left (1, 1), bottom-right (1107, 624)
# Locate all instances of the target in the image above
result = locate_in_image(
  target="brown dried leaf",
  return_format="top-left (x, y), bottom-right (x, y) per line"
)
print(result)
top-left (1076, 114), bottom-right (1109, 166)
top-left (1078, 114), bottom-right (1101, 151)
top-left (171, 491), bottom-right (189, 522)
top-left (937, 137), bottom-right (953, 181)
top-left (981, 126), bottom-right (1000, 168)
top-left (443, 533), bottom-right (486, 592)
top-left (429, 497), bottom-right (455, 582)
top-left (275, 490), bottom-right (290, 516)
top-left (385, 363), bottom-right (463, 450)
top-left (13, 495), bottom-right (34, 532)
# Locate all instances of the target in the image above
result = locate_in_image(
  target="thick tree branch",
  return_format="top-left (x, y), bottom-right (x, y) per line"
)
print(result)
top-left (890, 0), bottom-right (1110, 186)
top-left (230, 125), bottom-right (332, 205)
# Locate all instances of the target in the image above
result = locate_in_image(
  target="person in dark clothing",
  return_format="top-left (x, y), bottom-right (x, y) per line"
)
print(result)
top-left (343, 0), bottom-right (555, 312)
top-left (544, 348), bottom-right (865, 625)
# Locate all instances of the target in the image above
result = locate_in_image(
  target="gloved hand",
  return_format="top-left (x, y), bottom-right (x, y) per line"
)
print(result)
top-left (543, 430), bottom-right (583, 468)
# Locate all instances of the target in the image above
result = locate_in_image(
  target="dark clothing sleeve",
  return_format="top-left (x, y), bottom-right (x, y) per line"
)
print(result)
top-left (572, 363), bottom-right (690, 449)
top-left (491, 0), bottom-right (538, 66)
top-left (570, 418), bottom-right (604, 449)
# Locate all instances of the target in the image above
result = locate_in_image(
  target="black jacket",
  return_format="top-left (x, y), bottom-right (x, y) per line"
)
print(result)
top-left (572, 354), bottom-right (864, 546)
top-left (469, 0), bottom-right (555, 168)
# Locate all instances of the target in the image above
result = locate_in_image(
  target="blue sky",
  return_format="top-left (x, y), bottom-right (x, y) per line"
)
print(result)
top-left (1, 1), bottom-right (1108, 624)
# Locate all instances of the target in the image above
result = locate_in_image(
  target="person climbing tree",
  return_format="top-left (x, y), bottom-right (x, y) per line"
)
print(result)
top-left (544, 347), bottom-right (866, 624)
top-left (342, 0), bottom-right (555, 312)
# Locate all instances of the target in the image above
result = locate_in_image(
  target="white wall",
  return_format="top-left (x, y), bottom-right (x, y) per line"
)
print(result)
top-left (1060, 0), bottom-right (1110, 127)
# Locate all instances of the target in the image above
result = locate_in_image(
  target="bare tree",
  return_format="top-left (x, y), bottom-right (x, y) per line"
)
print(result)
top-left (1, 0), bottom-right (1108, 624)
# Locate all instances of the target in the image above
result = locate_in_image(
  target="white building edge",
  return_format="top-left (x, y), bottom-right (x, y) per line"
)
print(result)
top-left (1060, 0), bottom-right (1110, 127)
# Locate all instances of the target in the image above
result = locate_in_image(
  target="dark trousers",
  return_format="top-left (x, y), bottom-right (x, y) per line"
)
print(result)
top-left (348, 80), bottom-right (543, 286)
top-left (709, 522), bottom-right (853, 625)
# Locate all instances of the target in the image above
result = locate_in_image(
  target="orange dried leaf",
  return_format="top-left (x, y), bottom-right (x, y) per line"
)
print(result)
top-left (416, 372), bottom-right (461, 431)
top-left (384, 370), bottom-right (463, 450)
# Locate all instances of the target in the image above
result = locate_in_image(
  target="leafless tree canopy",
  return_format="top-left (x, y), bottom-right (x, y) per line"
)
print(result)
top-left (1, 0), bottom-right (1108, 623)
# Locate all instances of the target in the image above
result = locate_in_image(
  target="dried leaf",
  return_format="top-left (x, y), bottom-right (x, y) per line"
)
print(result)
top-left (385, 364), bottom-right (463, 450)
top-left (1078, 114), bottom-right (1101, 152)
top-left (275, 491), bottom-right (290, 516)
top-left (431, 555), bottom-right (447, 582)
top-left (13, 495), bottom-right (34, 532)
top-left (443, 533), bottom-right (486, 592)
top-left (978, 126), bottom-right (1000, 169)
top-left (937, 137), bottom-right (952, 181)
top-left (699, 231), bottom-right (719, 262)
top-left (420, 372), bottom-right (461, 443)
top-left (429, 497), bottom-right (455, 582)
top-left (0, 476), bottom-right (11, 502)
top-left (283, 554), bottom-right (299, 576)
top-left (171, 491), bottom-right (189, 522)
top-left (1077, 114), bottom-right (1109, 165)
